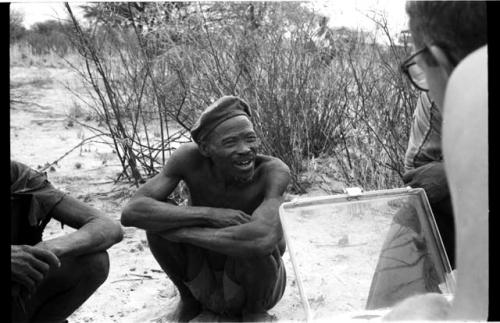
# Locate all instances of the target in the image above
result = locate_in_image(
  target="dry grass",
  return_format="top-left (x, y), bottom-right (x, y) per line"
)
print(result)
top-left (10, 42), bottom-right (80, 69)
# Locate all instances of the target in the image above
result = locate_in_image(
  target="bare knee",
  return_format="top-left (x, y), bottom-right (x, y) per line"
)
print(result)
top-left (77, 251), bottom-right (110, 286)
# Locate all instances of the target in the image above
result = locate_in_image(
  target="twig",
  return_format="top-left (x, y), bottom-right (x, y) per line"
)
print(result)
top-left (111, 278), bottom-right (148, 283)
top-left (129, 273), bottom-right (154, 279)
top-left (40, 134), bottom-right (107, 172)
top-left (10, 99), bottom-right (52, 110)
top-left (111, 273), bottom-right (156, 283)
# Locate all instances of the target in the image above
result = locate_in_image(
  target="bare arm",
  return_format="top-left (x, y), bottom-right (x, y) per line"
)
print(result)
top-left (36, 195), bottom-right (123, 258)
top-left (160, 159), bottom-right (291, 258)
top-left (121, 144), bottom-right (251, 231)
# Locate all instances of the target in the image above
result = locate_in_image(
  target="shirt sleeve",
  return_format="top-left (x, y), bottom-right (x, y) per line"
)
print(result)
top-left (11, 161), bottom-right (66, 227)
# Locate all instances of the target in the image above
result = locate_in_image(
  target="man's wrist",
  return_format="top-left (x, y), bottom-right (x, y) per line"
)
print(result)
top-left (199, 207), bottom-right (216, 226)
top-left (35, 240), bottom-right (63, 258)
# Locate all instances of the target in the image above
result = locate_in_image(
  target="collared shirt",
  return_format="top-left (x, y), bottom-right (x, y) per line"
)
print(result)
top-left (404, 92), bottom-right (443, 171)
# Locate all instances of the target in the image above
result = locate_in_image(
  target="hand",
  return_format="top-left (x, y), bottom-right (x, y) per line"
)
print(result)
top-left (209, 208), bottom-right (252, 228)
top-left (402, 162), bottom-right (450, 204)
top-left (11, 245), bottom-right (60, 296)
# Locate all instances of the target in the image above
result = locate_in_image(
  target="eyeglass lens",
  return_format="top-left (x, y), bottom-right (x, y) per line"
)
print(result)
top-left (408, 64), bottom-right (428, 90)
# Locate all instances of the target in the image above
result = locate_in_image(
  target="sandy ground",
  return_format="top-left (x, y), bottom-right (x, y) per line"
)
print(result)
top-left (9, 63), bottom-right (367, 323)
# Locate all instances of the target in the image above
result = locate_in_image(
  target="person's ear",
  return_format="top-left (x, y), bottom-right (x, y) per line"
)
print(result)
top-left (198, 141), bottom-right (211, 157)
top-left (428, 45), bottom-right (455, 77)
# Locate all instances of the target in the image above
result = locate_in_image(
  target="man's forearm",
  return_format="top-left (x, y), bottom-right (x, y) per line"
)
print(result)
top-left (38, 219), bottom-right (122, 258)
top-left (160, 222), bottom-right (280, 258)
top-left (121, 197), bottom-right (219, 231)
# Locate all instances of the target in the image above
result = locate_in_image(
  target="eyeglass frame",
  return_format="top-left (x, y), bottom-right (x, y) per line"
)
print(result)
top-left (400, 47), bottom-right (429, 92)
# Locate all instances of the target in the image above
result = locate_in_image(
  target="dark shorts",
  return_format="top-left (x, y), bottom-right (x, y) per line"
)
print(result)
top-left (184, 249), bottom-right (286, 315)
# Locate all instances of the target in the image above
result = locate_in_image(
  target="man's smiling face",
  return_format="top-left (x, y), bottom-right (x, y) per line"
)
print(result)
top-left (204, 115), bottom-right (259, 183)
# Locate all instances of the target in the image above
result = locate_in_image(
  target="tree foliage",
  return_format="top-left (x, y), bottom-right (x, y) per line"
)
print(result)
top-left (10, 8), bottom-right (26, 42)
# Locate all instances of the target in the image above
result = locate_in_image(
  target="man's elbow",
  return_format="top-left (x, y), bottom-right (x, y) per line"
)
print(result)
top-left (111, 222), bottom-right (124, 244)
top-left (101, 217), bottom-right (124, 245)
top-left (121, 201), bottom-right (140, 227)
top-left (250, 233), bottom-right (280, 257)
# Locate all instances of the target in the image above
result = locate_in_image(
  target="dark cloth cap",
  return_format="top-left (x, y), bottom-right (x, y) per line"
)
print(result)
top-left (191, 96), bottom-right (251, 144)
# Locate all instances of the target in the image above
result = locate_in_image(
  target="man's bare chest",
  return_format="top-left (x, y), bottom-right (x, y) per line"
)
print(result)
top-left (185, 176), bottom-right (264, 214)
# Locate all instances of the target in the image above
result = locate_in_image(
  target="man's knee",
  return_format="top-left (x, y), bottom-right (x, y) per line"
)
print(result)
top-left (146, 230), bottom-right (184, 257)
top-left (77, 251), bottom-right (110, 286)
top-left (229, 252), bottom-right (282, 284)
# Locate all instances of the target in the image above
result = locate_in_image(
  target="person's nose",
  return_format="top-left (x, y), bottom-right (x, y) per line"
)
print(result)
top-left (235, 140), bottom-right (251, 155)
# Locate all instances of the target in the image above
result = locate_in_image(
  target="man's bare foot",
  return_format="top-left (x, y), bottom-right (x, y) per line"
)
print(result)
top-left (241, 311), bottom-right (276, 322)
top-left (166, 297), bottom-right (202, 322)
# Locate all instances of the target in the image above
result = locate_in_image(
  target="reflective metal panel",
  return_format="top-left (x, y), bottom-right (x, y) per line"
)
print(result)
top-left (279, 187), bottom-right (455, 321)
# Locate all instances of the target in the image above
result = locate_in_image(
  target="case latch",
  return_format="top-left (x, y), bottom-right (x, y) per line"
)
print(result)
top-left (344, 187), bottom-right (363, 197)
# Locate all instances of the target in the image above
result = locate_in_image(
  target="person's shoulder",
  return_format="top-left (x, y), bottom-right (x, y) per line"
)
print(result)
top-left (11, 160), bottom-right (39, 186)
top-left (164, 142), bottom-right (205, 173)
top-left (447, 45), bottom-right (487, 95)
top-left (256, 155), bottom-right (290, 175)
top-left (11, 160), bottom-right (30, 175)
top-left (444, 45), bottom-right (487, 118)
top-left (171, 142), bottom-right (203, 159)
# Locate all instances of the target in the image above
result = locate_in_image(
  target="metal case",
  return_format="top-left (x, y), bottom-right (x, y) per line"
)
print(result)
top-left (279, 187), bottom-right (455, 321)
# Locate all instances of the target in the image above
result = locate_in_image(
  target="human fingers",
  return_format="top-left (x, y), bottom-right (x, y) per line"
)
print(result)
top-left (30, 246), bottom-right (60, 269)
top-left (12, 272), bottom-right (37, 294)
top-left (238, 211), bottom-right (252, 222)
top-left (20, 254), bottom-right (46, 285)
top-left (29, 254), bottom-right (51, 277)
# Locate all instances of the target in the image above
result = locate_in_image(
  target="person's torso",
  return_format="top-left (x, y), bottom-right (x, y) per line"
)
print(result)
top-left (184, 155), bottom-right (268, 215)
top-left (404, 93), bottom-right (443, 170)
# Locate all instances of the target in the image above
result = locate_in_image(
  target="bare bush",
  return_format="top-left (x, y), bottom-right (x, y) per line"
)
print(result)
top-left (63, 2), bottom-right (418, 192)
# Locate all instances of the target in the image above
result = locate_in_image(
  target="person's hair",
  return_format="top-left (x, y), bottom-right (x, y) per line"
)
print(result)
top-left (406, 1), bottom-right (487, 66)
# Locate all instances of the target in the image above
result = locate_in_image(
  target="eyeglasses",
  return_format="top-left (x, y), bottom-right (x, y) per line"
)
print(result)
top-left (400, 47), bottom-right (429, 92)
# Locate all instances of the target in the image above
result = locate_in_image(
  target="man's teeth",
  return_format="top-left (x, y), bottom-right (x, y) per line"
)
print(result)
top-left (236, 160), bottom-right (251, 166)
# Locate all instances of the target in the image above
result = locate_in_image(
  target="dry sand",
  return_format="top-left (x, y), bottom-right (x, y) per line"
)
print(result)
top-left (10, 64), bottom-right (382, 323)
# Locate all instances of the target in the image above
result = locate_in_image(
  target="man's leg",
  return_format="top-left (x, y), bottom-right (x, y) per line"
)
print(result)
top-left (146, 231), bottom-right (203, 322)
top-left (403, 162), bottom-right (455, 269)
top-left (430, 196), bottom-right (455, 268)
top-left (12, 251), bottom-right (109, 323)
top-left (226, 248), bottom-right (286, 321)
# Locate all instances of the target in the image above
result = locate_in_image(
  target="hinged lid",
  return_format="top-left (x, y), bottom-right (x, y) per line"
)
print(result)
top-left (279, 187), bottom-right (455, 321)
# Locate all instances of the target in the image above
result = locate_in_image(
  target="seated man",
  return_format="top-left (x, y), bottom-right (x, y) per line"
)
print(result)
top-left (402, 92), bottom-right (455, 268)
top-left (11, 160), bottom-right (124, 323)
top-left (121, 96), bottom-right (290, 322)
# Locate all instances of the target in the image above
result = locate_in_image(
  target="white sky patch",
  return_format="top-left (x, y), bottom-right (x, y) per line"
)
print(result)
top-left (10, 0), bottom-right (409, 36)
top-left (307, 0), bottom-right (408, 34)
top-left (10, 2), bottom-right (86, 28)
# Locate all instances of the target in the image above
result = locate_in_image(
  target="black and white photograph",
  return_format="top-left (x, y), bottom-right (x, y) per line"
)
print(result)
top-left (10, 1), bottom-right (488, 322)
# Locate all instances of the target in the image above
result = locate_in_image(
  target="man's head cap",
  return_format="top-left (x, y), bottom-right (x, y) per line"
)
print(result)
top-left (191, 96), bottom-right (251, 144)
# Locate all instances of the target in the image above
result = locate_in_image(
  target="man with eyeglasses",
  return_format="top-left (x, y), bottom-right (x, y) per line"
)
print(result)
top-left (121, 96), bottom-right (289, 322)
top-left (383, 1), bottom-right (487, 320)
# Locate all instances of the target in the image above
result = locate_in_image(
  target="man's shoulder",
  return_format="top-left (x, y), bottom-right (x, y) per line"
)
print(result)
top-left (255, 155), bottom-right (290, 175)
top-left (444, 45), bottom-right (487, 122)
top-left (165, 142), bottom-right (207, 173)
top-left (173, 142), bottom-right (204, 158)
top-left (11, 160), bottom-right (30, 180)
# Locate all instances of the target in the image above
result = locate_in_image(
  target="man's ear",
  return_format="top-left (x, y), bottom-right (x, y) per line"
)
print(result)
top-left (198, 141), bottom-right (211, 157)
top-left (428, 45), bottom-right (455, 77)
